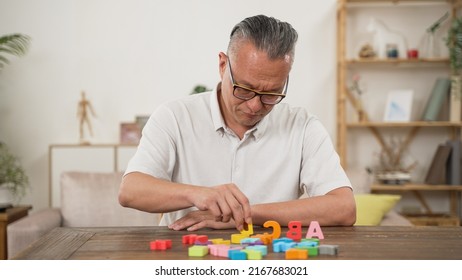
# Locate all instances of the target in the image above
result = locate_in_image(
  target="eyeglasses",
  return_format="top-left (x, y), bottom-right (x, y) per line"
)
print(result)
top-left (227, 59), bottom-right (288, 105)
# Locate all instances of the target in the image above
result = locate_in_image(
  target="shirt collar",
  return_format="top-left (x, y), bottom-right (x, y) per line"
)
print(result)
top-left (210, 82), bottom-right (226, 132)
top-left (209, 82), bottom-right (269, 141)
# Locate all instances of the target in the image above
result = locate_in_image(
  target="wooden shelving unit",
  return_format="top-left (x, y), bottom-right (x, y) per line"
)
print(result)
top-left (337, 0), bottom-right (462, 225)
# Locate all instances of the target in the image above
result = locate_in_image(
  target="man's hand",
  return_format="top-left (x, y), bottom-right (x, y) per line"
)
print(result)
top-left (185, 183), bottom-right (252, 231)
top-left (168, 210), bottom-right (236, 231)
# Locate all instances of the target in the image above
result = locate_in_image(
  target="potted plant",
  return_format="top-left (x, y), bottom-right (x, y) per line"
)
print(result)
top-left (190, 84), bottom-right (210, 95)
top-left (445, 17), bottom-right (462, 122)
top-left (0, 142), bottom-right (29, 204)
top-left (0, 33), bottom-right (30, 69)
top-left (1, 33), bottom-right (31, 204)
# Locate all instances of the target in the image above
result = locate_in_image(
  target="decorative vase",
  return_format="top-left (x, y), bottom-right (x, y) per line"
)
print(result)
top-left (357, 96), bottom-right (367, 122)
top-left (449, 75), bottom-right (462, 122)
top-left (422, 31), bottom-right (440, 59)
top-left (0, 185), bottom-right (14, 204)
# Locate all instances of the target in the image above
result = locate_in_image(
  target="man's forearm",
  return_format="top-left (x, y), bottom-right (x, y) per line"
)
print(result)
top-left (251, 187), bottom-right (356, 226)
top-left (119, 172), bottom-right (195, 213)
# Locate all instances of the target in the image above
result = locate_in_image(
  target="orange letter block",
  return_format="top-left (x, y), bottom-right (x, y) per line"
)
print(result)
top-left (263, 220), bottom-right (281, 239)
top-left (285, 248), bottom-right (308, 260)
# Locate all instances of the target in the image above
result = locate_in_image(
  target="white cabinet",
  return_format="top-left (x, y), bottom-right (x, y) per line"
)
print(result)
top-left (48, 144), bottom-right (137, 207)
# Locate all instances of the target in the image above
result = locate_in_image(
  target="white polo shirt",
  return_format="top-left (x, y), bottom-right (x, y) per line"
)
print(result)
top-left (125, 85), bottom-right (351, 226)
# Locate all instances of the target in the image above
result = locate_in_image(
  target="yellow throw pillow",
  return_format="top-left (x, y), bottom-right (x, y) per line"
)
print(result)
top-left (354, 194), bottom-right (401, 226)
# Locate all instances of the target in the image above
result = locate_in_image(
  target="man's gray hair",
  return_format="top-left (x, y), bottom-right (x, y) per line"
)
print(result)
top-left (228, 15), bottom-right (298, 62)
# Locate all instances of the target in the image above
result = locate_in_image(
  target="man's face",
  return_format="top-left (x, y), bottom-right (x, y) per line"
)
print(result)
top-left (218, 42), bottom-right (291, 133)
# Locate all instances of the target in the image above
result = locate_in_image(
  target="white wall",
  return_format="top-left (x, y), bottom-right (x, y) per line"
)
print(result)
top-left (0, 0), bottom-right (338, 211)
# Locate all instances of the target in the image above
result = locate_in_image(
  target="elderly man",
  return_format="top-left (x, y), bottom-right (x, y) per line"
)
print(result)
top-left (119, 15), bottom-right (356, 231)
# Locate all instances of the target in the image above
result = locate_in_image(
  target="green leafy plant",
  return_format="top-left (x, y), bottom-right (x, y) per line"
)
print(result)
top-left (446, 17), bottom-right (462, 75)
top-left (0, 142), bottom-right (29, 201)
top-left (0, 33), bottom-right (30, 70)
top-left (1, 33), bottom-right (31, 202)
top-left (190, 84), bottom-right (211, 95)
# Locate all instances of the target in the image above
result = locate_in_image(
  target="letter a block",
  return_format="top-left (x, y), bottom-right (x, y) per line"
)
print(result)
top-left (305, 221), bottom-right (324, 240)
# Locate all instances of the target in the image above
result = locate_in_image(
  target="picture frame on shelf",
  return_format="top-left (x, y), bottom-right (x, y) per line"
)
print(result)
top-left (383, 89), bottom-right (414, 122)
top-left (120, 122), bottom-right (141, 145)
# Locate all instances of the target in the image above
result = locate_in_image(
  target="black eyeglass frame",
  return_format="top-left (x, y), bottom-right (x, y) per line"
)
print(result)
top-left (227, 58), bottom-right (289, 105)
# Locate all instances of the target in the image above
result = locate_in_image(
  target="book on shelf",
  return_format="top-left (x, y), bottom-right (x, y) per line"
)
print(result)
top-left (421, 78), bottom-right (451, 121)
top-left (449, 79), bottom-right (461, 122)
top-left (446, 139), bottom-right (461, 185)
top-left (425, 143), bottom-right (451, 185)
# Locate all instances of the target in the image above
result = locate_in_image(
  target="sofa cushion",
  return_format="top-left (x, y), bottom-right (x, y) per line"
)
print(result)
top-left (60, 171), bottom-right (159, 227)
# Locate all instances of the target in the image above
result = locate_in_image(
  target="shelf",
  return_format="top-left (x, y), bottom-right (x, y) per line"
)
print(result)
top-left (49, 143), bottom-right (138, 148)
top-left (347, 121), bottom-right (462, 127)
top-left (345, 0), bottom-right (458, 6)
top-left (345, 58), bottom-right (449, 67)
top-left (337, 0), bottom-right (462, 226)
top-left (403, 213), bottom-right (460, 226)
top-left (372, 183), bottom-right (462, 191)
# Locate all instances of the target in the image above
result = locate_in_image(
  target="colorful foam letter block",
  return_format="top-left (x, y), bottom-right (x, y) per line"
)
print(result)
top-left (286, 221), bottom-right (303, 241)
top-left (231, 233), bottom-right (248, 244)
top-left (246, 245), bottom-right (268, 256)
top-left (240, 223), bottom-right (254, 236)
top-left (263, 220), bottom-right (281, 239)
top-left (182, 234), bottom-right (198, 245)
top-left (209, 245), bottom-right (243, 258)
top-left (228, 250), bottom-right (247, 260)
top-left (216, 246), bottom-right (232, 258)
top-left (251, 233), bottom-right (273, 245)
top-left (208, 244), bottom-right (229, 257)
top-left (297, 241), bottom-right (318, 247)
top-left (273, 241), bottom-right (296, 253)
top-left (149, 239), bottom-right (172, 250)
top-left (195, 235), bottom-right (209, 243)
top-left (242, 249), bottom-right (262, 260)
top-left (285, 248), bottom-right (308, 260)
top-left (301, 238), bottom-right (320, 245)
top-left (240, 237), bottom-right (263, 245)
top-left (194, 236), bottom-right (211, 245)
top-left (188, 245), bottom-right (209, 257)
top-left (305, 221), bottom-right (324, 240)
top-left (273, 237), bottom-right (295, 244)
top-left (295, 243), bottom-right (319, 256)
top-left (318, 244), bottom-right (339, 255)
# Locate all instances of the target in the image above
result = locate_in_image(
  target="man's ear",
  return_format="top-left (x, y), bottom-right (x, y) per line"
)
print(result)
top-left (218, 52), bottom-right (227, 79)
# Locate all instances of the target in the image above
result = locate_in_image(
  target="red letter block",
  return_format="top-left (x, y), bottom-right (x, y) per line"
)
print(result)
top-left (286, 221), bottom-right (302, 241)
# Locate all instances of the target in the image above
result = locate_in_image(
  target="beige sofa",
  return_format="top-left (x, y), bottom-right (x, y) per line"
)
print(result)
top-left (7, 171), bottom-right (160, 259)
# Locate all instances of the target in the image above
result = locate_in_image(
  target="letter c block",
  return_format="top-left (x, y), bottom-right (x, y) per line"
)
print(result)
top-left (263, 220), bottom-right (281, 239)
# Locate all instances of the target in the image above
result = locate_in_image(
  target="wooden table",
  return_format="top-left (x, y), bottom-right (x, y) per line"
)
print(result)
top-left (13, 226), bottom-right (462, 260)
top-left (0, 205), bottom-right (32, 260)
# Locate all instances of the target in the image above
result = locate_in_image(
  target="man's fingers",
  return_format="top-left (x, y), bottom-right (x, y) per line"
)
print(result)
top-left (228, 187), bottom-right (252, 226)
top-left (217, 198), bottom-right (233, 223)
